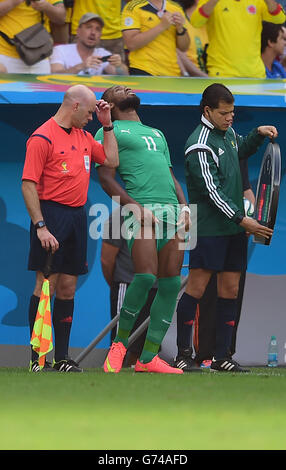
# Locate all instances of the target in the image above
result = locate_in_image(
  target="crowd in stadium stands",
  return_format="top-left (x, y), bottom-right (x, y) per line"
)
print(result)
top-left (0, 0), bottom-right (285, 78)
top-left (50, 12), bottom-right (128, 75)
top-left (0, 0), bottom-right (65, 73)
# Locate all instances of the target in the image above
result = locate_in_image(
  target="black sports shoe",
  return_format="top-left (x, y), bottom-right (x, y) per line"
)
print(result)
top-left (173, 350), bottom-right (202, 372)
top-left (210, 357), bottom-right (250, 373)
top-left (29, 360), bottom-right (58, 372)
top-left (53, 358), bottom-right (83, 372)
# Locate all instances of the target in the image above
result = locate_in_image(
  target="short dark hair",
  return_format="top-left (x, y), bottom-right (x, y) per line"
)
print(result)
top-left (101, 86), bottom-right (116, 103)
top-left (200, 83), bottom-right (234, 113)
top-left (261, 21), bottom-right (284, 53)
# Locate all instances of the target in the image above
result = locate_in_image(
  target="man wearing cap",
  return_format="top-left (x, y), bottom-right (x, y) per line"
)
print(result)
top-left (50, 13), bottom-right (128, 75)
top-left (70, 0), bottom-right (124, 61)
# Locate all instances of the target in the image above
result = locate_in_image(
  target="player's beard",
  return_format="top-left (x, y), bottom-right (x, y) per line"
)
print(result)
top-left (118, 95), bottom-right (141, 111)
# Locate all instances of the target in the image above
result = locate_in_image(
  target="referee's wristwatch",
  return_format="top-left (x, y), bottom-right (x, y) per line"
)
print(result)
top-left (34, 220), bottom-right (46, 229)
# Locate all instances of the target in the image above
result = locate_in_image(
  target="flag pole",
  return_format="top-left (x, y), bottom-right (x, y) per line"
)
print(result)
top-left (30, 249), bottom-right (54, 369)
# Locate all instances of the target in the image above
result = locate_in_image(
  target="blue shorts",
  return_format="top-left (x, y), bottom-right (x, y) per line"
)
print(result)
top-left (28, 200), bottom-right (88, 276)
top-left (189, 232), bottom-right (248, 272)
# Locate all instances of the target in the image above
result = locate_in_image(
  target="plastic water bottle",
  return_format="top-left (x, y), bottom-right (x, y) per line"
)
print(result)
top-left (268, 335), bottom-right (278, 367)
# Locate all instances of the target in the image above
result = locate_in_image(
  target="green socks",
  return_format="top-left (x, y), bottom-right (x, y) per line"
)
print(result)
top-left (115, 274), bottom-right (182, 364)
top-left (115, 273), bottom-right (156, 347)
top-left (140, 276), bottom-right (181, 363)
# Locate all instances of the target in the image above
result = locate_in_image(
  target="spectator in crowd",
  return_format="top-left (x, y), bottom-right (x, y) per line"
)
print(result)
top-left (101, 207), bottom-right (158, 367)
top-left (70, 0), bottom-right (125, 60)
top-left (279, 24), bottom-right (286, 68)
top-left (191, 0), bottom-right (286, 78)
top-left (0, 0), bottom-right (65, 73)
top-left (261, 21), bottom-right (286, 78)
top-left (174, 83), bottom-right (276, 373)
top-left (50, 1), bottom-right (74, 45)
top-left (177, 0), bottom-right (208, 77)
top-left (121, 0), bottom-right (190, 76)
top-left (50, 13), bottom-right (129, 75)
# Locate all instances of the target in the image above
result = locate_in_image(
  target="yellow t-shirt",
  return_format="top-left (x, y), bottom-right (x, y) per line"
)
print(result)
top-left (0, 0), bottom-right (62, 58)
top-left (71, 0), bottom-right (122, 39)
top-left (191, 0), bottom-right (286, 78)
top-left (122, 0), bottom-right (188, 76)
top-left (185, 19), bottom-right (208, 72)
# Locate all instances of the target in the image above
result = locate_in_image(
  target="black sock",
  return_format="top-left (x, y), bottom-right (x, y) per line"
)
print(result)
top-left (215, 297), bottom-right (237, 360)
top-left (52, 298), bottom-right (74, 362)
top-left (28, 295), bottom-right (40, 363)
top-left (176, 292), bottom-right (198, 353)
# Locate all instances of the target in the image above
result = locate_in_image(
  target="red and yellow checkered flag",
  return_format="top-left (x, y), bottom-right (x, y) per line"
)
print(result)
top-left (30, 278), bottom-right (53, 368)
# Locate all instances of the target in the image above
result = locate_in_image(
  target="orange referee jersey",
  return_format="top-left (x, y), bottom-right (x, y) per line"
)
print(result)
top-left (22, 118), bottom-right (106, 207)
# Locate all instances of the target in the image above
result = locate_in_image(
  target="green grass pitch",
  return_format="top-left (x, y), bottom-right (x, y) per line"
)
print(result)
top-left (0, 367), bottom-right (285, 450)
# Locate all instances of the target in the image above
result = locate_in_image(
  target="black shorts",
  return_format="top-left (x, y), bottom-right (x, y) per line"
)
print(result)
top-left (28, 200), bottom-right (88, 276)
top-left (189, 231), bottom-right (248, 272)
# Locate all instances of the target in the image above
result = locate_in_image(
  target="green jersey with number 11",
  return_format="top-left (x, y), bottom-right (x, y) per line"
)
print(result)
top-left (95, 120), bottom-right (178, 205)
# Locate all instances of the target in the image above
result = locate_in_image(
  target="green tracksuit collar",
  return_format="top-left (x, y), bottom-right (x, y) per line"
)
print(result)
top-left (201, 114), bottom-right (214, 129)
top-left (201, 115), bottom-right (227, 137)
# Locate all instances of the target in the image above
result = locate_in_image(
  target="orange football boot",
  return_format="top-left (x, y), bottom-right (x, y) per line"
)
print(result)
top-left (103, 341), bottom-right (127, 373)
top-left (135, 355), bottom-right (183, 374)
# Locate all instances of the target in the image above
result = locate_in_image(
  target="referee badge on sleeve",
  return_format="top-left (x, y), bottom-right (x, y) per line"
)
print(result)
top-left (84, 155), bottom-right (90, 173)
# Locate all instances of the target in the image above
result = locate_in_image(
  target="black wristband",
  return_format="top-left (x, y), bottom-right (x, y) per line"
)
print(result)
top-left (103, 125), bottom-right (114, 132)
top-left (234, 214), bottom-right (244, 225)
top-left (176, 27), bottom-right (187, 36)
top-left (34, 220), bottom-right (46, 229)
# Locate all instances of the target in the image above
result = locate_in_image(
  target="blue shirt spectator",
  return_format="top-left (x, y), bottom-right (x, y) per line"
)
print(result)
top-left (261, 21), bottom-right (286, 78)
top-left (266, 59), bottom-right (286, 78)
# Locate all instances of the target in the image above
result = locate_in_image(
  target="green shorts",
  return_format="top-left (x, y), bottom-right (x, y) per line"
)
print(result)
top-left (122, 203), bottom-right (182, 253)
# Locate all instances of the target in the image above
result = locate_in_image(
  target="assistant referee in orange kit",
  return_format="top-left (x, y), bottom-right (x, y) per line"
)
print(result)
top-left (22, 84), bottom-right (118, 372)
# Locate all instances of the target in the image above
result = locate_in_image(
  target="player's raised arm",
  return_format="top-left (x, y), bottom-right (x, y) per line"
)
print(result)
top-left (95, 100), bottom-right (119, 168)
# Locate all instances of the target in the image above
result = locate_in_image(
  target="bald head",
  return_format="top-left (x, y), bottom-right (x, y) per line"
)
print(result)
top-left (54, 84), bottom-right (98, 129)
top-left (63, 84), bottom-right (96, 107)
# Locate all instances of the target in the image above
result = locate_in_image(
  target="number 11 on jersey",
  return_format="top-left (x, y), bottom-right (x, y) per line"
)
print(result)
top-left (142, 136), bottom-right (157, 151)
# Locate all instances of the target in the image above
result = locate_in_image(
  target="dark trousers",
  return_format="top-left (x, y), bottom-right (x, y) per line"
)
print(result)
top-left (193, 271), bottom-right (246, 363)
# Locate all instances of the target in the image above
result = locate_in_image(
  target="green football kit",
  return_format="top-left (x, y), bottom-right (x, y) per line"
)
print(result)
top-left (95, 119), bottom-right (183, 365)
top-left (95, 120), bottom-right (181, 251)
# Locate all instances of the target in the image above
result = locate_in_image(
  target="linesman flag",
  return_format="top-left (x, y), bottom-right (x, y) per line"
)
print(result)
top-left (30, 251), bottom-right (53, 368)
